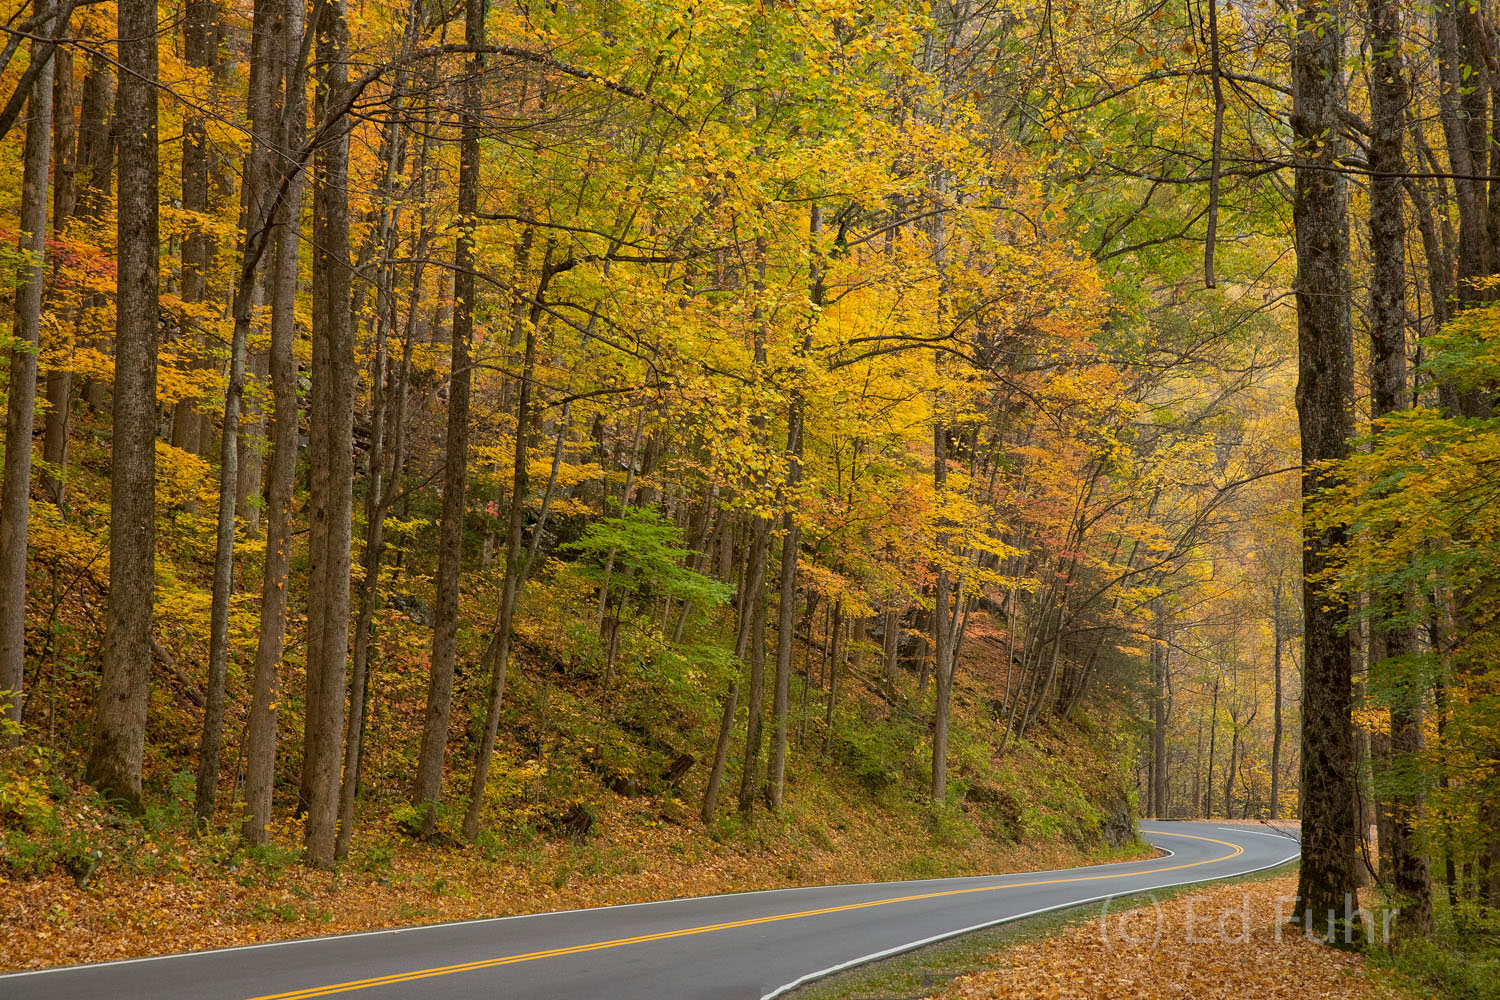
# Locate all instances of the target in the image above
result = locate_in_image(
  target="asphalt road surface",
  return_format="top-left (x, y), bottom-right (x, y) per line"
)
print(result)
top-left (2, 820), bottom-right (1300, 1000)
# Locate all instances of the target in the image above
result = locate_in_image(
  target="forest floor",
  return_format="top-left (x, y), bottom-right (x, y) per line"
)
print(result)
top-left (794, 868), bottom-right (1421, 1000)
top-left (0, 776), bottom-right (1154, 971)
top-left (3, 605), bottom-right (1160, 973)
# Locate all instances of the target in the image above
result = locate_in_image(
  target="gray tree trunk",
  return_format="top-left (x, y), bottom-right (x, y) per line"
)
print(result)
top-left (338, 80), bottom-right (419, 860)
top-left (461, 321), bottom-right (534, 842)
top-left (0, 11), bottom-right (55, 726)
top-left (1151, 603), bottom-right (1168, 818)
top-left (303, 0), bottom-right (355, 867)
top-left (86, 0), bottom-right (158, 812)
top-left (1291, 0), bottom-right (1360, 937)
top-left (240, 0), bottom-right (305, 846)
top-left (170, 0), bottom-right (217, 458)
top-left (194, 0), bottom-right (283, 828)
top-left (414, 0), bottom-right (482, 831)
top-left (1270, 580), bottom-right (1283, 819)
top-left (37, 40), bottom-right (73, 512)
top-left (42, 51), bottom-right (113, 507)
top-left (1367, 0), bottom-right (1432, 936)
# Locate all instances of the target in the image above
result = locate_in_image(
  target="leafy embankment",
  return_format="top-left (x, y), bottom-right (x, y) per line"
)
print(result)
top-left (1, 615), bottom-right (1147, 971)
top-left (928, 874), bottom-right (1415, 1000)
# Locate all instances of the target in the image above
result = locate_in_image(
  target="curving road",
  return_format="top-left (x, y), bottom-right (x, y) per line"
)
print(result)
top-left (2, 820), bottom-right (1299, 1000)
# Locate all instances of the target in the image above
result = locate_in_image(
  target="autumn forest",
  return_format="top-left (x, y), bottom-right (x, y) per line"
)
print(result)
top-left (1, 0), bottom-right (1498, 991)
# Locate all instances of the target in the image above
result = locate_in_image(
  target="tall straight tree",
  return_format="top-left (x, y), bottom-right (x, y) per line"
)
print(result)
top-left (413, 0), bottom-right (483, 835)
top-left (766, 204), bottom-right (821, 811)
top-left (41, 50), bottom-right (113, 508)
top-left (194, 0), bottom-right (282, 827)
top-left (1366, 0), bottom-right (1432, 938)
top-left (303, 0), bottom-right (356, 867)
top-left (86, 0), bottom-right (159, 810)
top-left (242, 0), bottom-right (307, 845)
top-left (0, 1), bottom-right (55, 726)
top-left (1291, 0), bottom-right (1359, 939)
top-left (172, 0), bottom-right (218, 454)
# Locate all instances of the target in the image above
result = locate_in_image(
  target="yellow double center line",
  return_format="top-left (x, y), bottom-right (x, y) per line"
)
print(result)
top-left (249, 831), bottom-right (1243, 1000)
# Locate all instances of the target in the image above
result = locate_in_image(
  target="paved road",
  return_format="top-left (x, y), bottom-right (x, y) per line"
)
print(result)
top-left (3, 820), bottom-right (1299, 1000)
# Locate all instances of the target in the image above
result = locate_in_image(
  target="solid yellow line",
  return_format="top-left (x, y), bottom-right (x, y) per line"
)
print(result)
top-left (246, 831), bottom-right (1243, 1000)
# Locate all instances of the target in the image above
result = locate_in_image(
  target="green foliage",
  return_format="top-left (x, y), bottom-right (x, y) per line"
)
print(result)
top-left (829, 706), bottom-right (925, 793)
top-left (1312, 305), bottom-right (1500, 890)
top-left (1366, 891), bottom-right (1500, 1000)
top-left (563, 507), bottom-right (733, 610)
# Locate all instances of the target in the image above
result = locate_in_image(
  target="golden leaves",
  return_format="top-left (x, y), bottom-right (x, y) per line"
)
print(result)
top-left (932, 876), bottom-right (1408, 1000)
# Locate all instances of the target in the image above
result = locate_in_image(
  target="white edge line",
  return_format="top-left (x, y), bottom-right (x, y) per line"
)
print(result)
top-left (758, 848), bottom-right (1302, 1000)
top-left (1216, 827), bottom-right (1300, 839)
top-left (0, 845), bottom-right (1180, 980)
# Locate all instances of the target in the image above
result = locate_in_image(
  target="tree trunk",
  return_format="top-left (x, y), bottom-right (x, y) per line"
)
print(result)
top-left (193, 0), bottom-right (288, 827)
top-left (413, 0), bottom-right (482, 834)
top-left (241, 0), bottom-right (305, 846)
top-left (766, 402), bottom-right (803, 811)
top-left (1151, 603), bottom-right (1168, 819)
top-left (1270, 580), bottom-right (1284, 820)
top-left (931, 426), bottom-right (961, 804)
top-left (738, 580), bottom-right (768, 814)
top-left (824, 600), bottom-right (843, 734)
top-left (1367, 0), bottom-right (1432, 934)
top-left (704, 515), bottom-right (757, 824)
top-left (338, 115), bottom-right (419, 860)
top-left (171, 0), bottom-right (218, 457)
top-left (1205, 676), bottom-right (1218, 818)
top-left (42, 51), bottom-right (112, 508)
top-left (1292, 0), bottom-right (1360, 938)
top-left (461, 321), bottom-right (535, 842)
top-left (37, 38), bottom-right (74, 511)
top-left (303, 0), bottom-right (355, 867)
top-left (86, 0), bottom-right (158, 812)
top-left (883, 604), bottom-right (899, 685)
top-left (700, 678), bottom-right (738, 824)
top-left (236, 341), bottom-right (267, 537)
top-left (0, 11), bottom-right (54, 726)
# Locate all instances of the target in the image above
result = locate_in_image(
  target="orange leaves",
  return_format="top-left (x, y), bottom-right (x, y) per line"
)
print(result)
top-left (933, 876), bottom-right (1408, 1000)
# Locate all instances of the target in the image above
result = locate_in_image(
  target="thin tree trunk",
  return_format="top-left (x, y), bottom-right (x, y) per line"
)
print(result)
top-left (931, 426), bottom-right (954, 803)
top-left (86, 0), bottom-right (158, 812)
top-left (883, 604), bottom-right (899, 685)
top-left (700, 678), bottom-right (738, 823)
top-left (766, 204), bottom-right (822, 810)
top-left (193, 0), bottom-right (287, 827)
top-left (171, 0), bottom-right (218, 457)
top-left (237, 340), bottom-right (268, 537)
top-left (0, 11), bottom-right (54, 726)
top-left (37, 38), bottom-right (75, 510)
top-left (413, 0), bottom-right (482, 834)
top-left (43, 51), bottom-right (112, 509)
top-left (1151, 601), bottom-right (1168, 818)
top-left (766, 403), bottom-right (803, 810)
top-left (824, 600), bottom-right (843, 734)
top-left (241, 0), bottom-right (305, 846)
top-left (703, 515), bottom-right (756, 824)
top-left (338, 124), bottom-right (420, 860)
top-left (1270, 580), bottom-right (1284, 819)
top-left (1367, 0), bottom-right (1432, 933)
top-left (1205, 676), bottom-right (1218, 818)
top-left (738, 581), bottom-right (768, 813)
top-left (461, 321), bottom-right (535, 842)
